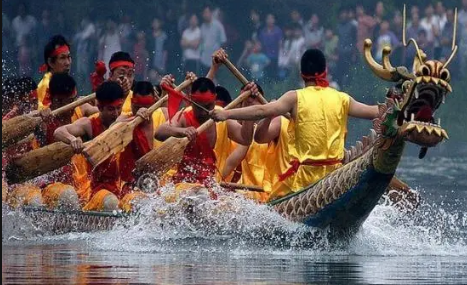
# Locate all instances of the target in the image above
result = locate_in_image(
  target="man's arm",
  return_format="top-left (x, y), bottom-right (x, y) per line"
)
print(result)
top-left (54, 117), bottom-right (93, 153)
top-left (154, 113), bottom-right (197, 142)
top-left (221, 144), bottom-right (248, 179)
top-left (211, 90), bottom-right (296, 122)
top-left (226, 119), bottom-right (254, 146)
top-left (80, 103), bottom-right (99, 117)
top-left (206, 48), bottom-right (227, 80)
top-left (254, 116), bottom-right (281, 144)
top-left (348, 97), bottom-right (379, 120)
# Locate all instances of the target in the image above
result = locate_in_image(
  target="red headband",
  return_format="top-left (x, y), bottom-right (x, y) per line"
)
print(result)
top-left (131, 95), bottom-right (156, 106)
top-left (191, 91), bottom-right (217, 103)
top-left (215, 100), bottom-right (226, 107)
top-left (39, 45), bottom-right (70, 72)
top-left (97, 99), bottom-right (124, 108)
top-left (301, 70), bottom-right (329, 87)
top-left (109, 60), bottom-right (135, 71)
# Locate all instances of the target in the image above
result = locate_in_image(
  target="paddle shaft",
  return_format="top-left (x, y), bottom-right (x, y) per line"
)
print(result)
top-left (50, 93), bottom-right (96, 116)
top-left (223, 58), bottom-right (292, 120)
top-left (223, 59), bottom-right (268, 104)
top-left (2, 93), bottom-right (96, 149)
top-left (219, 182), bottom-right (264, 192)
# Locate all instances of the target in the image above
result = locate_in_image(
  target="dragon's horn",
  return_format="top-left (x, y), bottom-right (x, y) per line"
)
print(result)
top-left (443, 8), bottom-right (458, 68)
top-left (363, 39), bottom-right (395, 81)
top-left (402, 4), bottom-right (425, 67)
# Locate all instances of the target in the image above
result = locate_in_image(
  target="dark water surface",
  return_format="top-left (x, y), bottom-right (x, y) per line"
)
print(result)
top-left (2, 150), bottom-right (467, 285)
top-left (2, 243), bottom-right (467, 285)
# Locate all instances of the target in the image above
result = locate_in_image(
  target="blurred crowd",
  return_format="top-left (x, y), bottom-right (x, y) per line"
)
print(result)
top-left (2, 1), bottom-right (467, 91)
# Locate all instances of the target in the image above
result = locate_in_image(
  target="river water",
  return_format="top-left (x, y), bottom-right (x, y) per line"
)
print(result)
top-left (2, 145), bottom-right (467, 284)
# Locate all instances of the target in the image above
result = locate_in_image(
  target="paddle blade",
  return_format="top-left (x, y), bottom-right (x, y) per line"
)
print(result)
top-left (2, 115), bottom-right (41, 149)
top-left (6, 142), bottom-right (75, 184)
top-left (134, 136), bottom-right (189, 177)
top-left (83, 122), bottom-right (135, 167)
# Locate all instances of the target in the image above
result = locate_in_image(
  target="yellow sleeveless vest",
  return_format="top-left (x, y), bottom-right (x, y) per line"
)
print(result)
top-left (213, 115), bottom-right (232, 182)
top-left (71, 105), bottom-right (90, 204)
top-left (121, 90), bottom-right (134, 116)
top-left (239, 138), bottom-right (270, 202)
top-left (37, 72), bottom-right (52, 110)
top-left (266, 116), bottom-right (291, 190)
top-left (71, 106), bottom-right (84, 123)
top-left (269, 86), bottom-right (350, 200)
top-left (152, 108), bottom-right (167, 148)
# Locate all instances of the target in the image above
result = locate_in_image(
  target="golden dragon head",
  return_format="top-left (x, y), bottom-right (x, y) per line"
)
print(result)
top-left (364, 5), bottom-right (458, 158)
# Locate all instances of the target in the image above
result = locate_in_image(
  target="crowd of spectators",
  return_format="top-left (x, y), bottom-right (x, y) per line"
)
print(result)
top-left (2, 1), bottom-right (467, 91)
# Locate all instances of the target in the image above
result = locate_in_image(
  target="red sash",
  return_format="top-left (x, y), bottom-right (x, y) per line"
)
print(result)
top-left (119, 123), bottom-right (151, 184)
top-left (279, 158), bottom-right (342, 181)
top-left (89, 116), bottom-right (121, 196)
top-left (173, 110), bottom-right (217, 185)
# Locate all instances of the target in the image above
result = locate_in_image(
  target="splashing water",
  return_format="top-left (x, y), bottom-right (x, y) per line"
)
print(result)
top-left (3, 181), bottom-right (466, 256)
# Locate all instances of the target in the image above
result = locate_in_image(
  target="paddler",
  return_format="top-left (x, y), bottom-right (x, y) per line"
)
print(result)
top-left (221, 85), bottom-right (271, 202)
top-left (37, 35), bottom-right (72, 110)
top-left (107, 51), bottom-right (136, 116)
top-left (117, 81), bottom-right (155, 211)
top-left (211, 49), bottom-right (379, 201)
top-left (151, 83), bottom-right (168, 148)
top-left (155, 77), bottom-right (254, 186)
top-left (53, 81), bottom-right (152, 211)
top-left (253, 110), bottom-right (292, 198)
top-left (2, 77), bottom-right (40, 205)
top-left (5, 73), bottom-right (82, 210)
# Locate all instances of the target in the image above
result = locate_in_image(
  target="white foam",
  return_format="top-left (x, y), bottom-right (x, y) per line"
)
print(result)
top-left (4, 182), bottom-right (464, 256)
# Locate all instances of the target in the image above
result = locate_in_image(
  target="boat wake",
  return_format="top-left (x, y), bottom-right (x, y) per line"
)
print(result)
top-left (2, 182), bottom-right (466, 256)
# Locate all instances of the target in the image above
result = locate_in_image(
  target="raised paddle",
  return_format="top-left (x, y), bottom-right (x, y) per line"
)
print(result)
top-left (2, 93), bottom-right (96, 149)
top-left (83, 79), bottom-right (193, 168)
top-left (134, 89), bottom-right (253, 177)
top-left (222, 58), bottom-right (269, 105)
top-left (222, 58), bottom-right (292, 119)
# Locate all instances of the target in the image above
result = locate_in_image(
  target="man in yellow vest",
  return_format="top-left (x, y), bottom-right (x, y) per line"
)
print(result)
top-left (211, 49), bottom-right (379, 200)
top-left (107, 51), bottom-right (135, 116)
top-left (37, 35), bottom-right (72, 110)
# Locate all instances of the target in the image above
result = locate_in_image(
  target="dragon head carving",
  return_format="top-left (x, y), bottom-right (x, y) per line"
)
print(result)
top-left (364, 6), bottom-right (458, 158)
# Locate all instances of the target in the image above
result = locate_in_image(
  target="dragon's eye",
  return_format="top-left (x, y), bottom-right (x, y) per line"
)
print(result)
top-left (420, 65), bottom-right (431, 76)
top-left (440, 69), bottom-right (450, 82)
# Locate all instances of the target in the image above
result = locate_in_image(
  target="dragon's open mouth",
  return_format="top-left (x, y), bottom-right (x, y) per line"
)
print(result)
top-left (398, 82), bottom-right (448, 148)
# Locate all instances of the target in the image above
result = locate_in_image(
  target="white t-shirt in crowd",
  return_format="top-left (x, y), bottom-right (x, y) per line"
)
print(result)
top-left (200, 20), bottom-right (227, 67)
top-left (420, 15), bottom-right (440, 43)
top-left (182, 27), bottom-right (201, 61)
top-left (12, 15), bottom-right (37, 46)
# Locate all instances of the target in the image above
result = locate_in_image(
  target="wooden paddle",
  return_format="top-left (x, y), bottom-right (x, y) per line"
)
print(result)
top-left (219, 182), bottom-right (265, 192)
top-left (222, 58), bottom-right (292, 119)
top-left (222, 58), bottom-right (268, 104)
top-left (5, 141), bottom-right (85, 184)
top-left (2, 93), bottom-right (96, 149)
top-left (134, 90), bottom-right (253, 177)
top-left (83, 79), bottom-right (193, 168)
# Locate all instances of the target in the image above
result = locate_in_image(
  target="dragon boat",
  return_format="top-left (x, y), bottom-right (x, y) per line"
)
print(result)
top-left (3, 10), bottom-right (458, 236)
